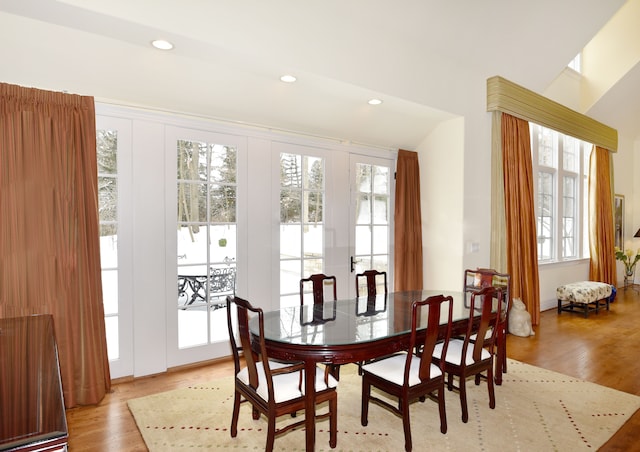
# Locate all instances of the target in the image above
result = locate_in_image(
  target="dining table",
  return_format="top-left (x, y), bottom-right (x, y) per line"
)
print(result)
top-left (249, 289), bottom-right (506, 451)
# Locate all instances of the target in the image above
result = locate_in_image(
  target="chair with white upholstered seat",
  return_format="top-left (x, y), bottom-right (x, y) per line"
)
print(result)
top-left (354, 269), bottom-right (389, 374)
top-left (360, 294), bottom-right (453, 452)
top-left (433, 286), bottom-right (503, 423)
top-left (300, 274), bottom-right (341, 377)
top-left (226, 295), bottom-right (338, 451)
top-left (463, 268), bottom-right (511, 380)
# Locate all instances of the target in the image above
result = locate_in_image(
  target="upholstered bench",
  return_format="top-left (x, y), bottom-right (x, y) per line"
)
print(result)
top-left (557, 281), bottom-right (612, 318)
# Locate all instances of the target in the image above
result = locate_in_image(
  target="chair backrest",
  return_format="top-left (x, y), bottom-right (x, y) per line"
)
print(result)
top-left (226, 295), bottom-right (276, 400)
top-left (463, 286), bottom-right (503, 363)
top-left (355, 270), bottom-right (388, 298)
top-left (463, 268), bottom-right (511, 317)
top-left (300, 274), bottom-right (337, 305)
top-left (407, 294), bottom-right (453, 382)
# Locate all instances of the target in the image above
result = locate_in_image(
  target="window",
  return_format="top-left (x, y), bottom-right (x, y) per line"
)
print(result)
top-left (279, 152), bottom-right (325, 307)
top-left (568, 53), bottom-right (582, 73)
top-left (530, 123), bottom-right (591, 263)
top-left (176, 139), bottom-right (237, 348)
top-left (353, 162), bottom-right (390, 274)
top-left (97, 129), bottom-right (119, 360)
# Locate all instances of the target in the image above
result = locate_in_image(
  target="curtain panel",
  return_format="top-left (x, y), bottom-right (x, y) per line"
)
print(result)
top-left (490, 111), bottom-right (507, 272)
top-left (501, 114), bottom-right (541, 325)
top-left (0, 82), bottom-right (111, 407)
top-left (588, 146), bottom-right (617, 285)
top-left (394, 149), bottom-right (423, 291)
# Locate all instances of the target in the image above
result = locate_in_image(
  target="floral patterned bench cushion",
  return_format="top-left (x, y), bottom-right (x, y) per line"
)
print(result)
top-left (556, 281), bottom-right (612, 304)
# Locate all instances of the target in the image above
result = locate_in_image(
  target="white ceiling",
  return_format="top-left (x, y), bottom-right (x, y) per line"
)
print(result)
top-left (0, 0), bottom-right (637, 149)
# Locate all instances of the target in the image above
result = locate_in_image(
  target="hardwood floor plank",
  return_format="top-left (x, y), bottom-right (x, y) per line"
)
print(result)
top-left (66, 287), bottom-right (640, 451)
top-left (508, 286), bottom-right (640, 452)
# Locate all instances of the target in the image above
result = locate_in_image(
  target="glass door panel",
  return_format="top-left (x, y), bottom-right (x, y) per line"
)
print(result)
top-left (96, 115), bottom-right (133, 379)
top-left (279, 151), bottom-right (326, 308)
top-left (350, 155), bottom-right (393, 297)
top-left (176, 140), bottom-right (237, 349)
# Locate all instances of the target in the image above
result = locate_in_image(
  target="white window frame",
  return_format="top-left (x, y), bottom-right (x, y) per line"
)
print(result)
top-left (165, 126), bottom-right (248, 368)
top-left (275, 143), bottom-right (330, 308)
top-left (96, 115), bottom-right (133, 379)
top-left (530, 123), bottom-right (590, 264)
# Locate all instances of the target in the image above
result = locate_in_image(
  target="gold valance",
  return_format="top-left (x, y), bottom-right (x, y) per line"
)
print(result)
top-left (487, 76), bottom-right (617, 152)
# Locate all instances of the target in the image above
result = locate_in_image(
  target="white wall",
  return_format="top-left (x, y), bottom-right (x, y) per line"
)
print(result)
top-left (538, 260), bottom-right (590, 311)
top-left (633, 138), bottom-right (640, 283)
top-left (417, 117), bottom-right (465, 291)
top-left (246, 137), bottom-right (276, 310)
top-left (131, 119), bottom-right (168, 376)
top-left (613, 134), bottom-right (640, 284)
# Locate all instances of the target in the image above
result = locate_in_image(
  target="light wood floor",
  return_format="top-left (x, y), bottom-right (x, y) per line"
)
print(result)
top-left (66, 287), bottom-right (640, 451)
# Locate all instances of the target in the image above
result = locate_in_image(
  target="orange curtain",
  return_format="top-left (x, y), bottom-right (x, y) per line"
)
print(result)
top-left (0, 82), bottom-right (111, 407)
top-left (588, 146), bottom-right (616, 285)
top-left (394, 149), bottom-right (423, 291)
top-left (501, 114), bottom-right (540, 325)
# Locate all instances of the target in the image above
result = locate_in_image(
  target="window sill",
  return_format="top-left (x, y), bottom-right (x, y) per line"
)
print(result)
top-left (538, 258), bottom-right (590, 269)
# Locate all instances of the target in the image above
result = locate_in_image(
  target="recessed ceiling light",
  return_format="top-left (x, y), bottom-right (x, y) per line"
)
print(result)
top-left (368, 98), bottom-right (383, 105)
top-left (280, 74), bottom-right (297, 83)
top-left (151, 39), bottom-right (174, 50)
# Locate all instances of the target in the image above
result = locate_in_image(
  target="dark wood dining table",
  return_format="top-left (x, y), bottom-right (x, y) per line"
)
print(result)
top-left (249, 289), bottom-right (506, 451)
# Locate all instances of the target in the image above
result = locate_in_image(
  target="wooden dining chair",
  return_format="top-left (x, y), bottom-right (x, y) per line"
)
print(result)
top-left (299, 273), bottom-right (338, 324)
top-left (226, 295), bottom-right (338, 451)
top-left (433, 286), bottom-right (503, 423)
top-left (300, 273), bottom-right (341, 378)
top-left (354, 270), bottom-right (388, 374)
top-left (360, 294), bottom-right (453, 452)
top-left (300, 273), bottom-right (337, 305)
top-left (463, 268), bottom-right (511, 380)
top-left (355, 269), bottom-right (388, 298)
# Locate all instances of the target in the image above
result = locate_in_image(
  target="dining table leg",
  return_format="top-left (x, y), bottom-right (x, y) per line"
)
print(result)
top-left (304, 359), bottom-right (317, 451)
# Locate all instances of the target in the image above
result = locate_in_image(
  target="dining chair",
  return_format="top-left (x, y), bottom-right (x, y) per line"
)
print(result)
top-left (355, 269), bottom-right (388, 298)
top-left (300, 273), bottom-right (337, 305)
top-left (299, 273), bottom-right (338, 325)
top-left (226, 295), bottom-right (338, 451)
top-left (354, 270), bottom-right (389, 374)
top-left (300, 273), bottom-right (340, 378)
top-left (360, 294), bottom-right (453, 452)
top-left (463, 268), bottom-right (511, 378)
top-left (433, 286), bottom-right (503, 423)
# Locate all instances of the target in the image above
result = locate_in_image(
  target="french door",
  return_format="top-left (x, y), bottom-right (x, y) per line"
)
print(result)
top-left (349, 154), bottom-right (394, 297)
top-left (165, 126), bottom-right (247, 367)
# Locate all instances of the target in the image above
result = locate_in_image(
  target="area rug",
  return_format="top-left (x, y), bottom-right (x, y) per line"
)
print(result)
top-left (128, 359), bottom-right (640, 451)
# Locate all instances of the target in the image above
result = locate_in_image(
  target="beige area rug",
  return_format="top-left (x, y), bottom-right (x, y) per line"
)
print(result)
top-left (128, 359), bottom-right (640, 451)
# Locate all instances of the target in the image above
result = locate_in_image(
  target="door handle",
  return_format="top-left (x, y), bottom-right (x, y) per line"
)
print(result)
top-left (350, 256), bottom-right (360, 273)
